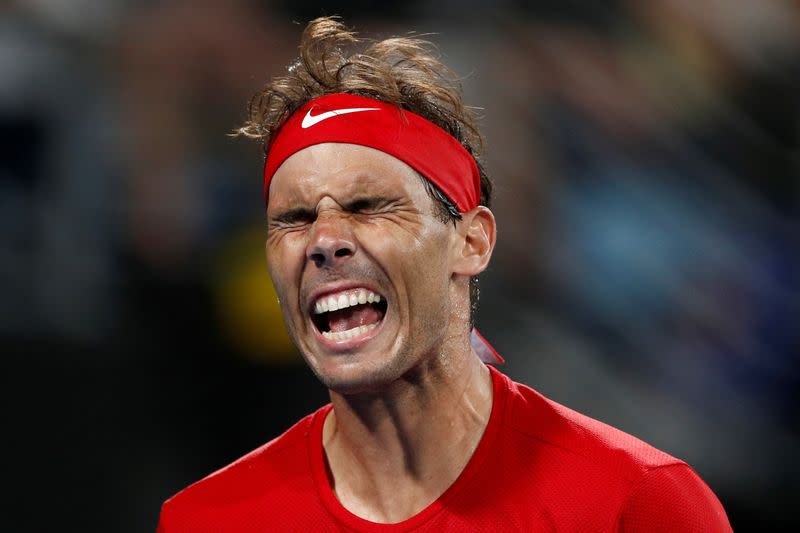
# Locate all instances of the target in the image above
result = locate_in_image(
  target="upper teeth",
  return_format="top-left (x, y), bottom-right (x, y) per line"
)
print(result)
top-left (314, 288), bottom-right (381, 314)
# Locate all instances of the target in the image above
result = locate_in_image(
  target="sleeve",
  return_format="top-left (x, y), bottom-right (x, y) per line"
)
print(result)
top-left (615, 463), bottom-right (732, 533)
top-left (156, 500), bottom-right (172, 533)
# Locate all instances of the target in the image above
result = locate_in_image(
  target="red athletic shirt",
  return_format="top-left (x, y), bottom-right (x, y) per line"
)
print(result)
top-left (157, 366), bottom-right (732, 532)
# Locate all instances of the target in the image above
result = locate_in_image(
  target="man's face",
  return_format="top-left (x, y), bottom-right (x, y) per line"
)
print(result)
top-left (266, 143), bottom-right (459, 394)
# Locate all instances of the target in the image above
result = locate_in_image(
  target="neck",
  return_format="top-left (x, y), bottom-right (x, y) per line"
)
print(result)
top-left (322, 337), bottom-right (493, 523)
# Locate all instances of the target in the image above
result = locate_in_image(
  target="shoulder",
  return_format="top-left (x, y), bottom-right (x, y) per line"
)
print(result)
top-left (492, 369), bottom-right (731, 530)
top-left (158, 406), bottom-right (329, 530)
top-left (614, 462), bottom-right (732, 532)
top-left (497, 371), bottom-right (681, 479)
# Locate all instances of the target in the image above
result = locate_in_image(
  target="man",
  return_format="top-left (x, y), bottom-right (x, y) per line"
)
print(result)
top-left (158, 17), bottom-right (732, 532)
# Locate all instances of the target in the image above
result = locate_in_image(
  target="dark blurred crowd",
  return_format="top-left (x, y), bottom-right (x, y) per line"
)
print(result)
top-left (2, 1), bottom-right (797, 531)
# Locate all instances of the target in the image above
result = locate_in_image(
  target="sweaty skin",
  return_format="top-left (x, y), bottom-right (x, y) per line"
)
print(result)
top-left (266, 143), bottom-right (497, 522)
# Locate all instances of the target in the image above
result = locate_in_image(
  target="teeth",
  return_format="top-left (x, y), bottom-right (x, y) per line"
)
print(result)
top-left (313, 289), bottom-right (384, 315)
top-left (327, 295), bottom-right (338, 312)
top-left (322, 322), bottom-right (378, 341)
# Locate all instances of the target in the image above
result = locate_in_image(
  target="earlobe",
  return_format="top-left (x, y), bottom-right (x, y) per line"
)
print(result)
top-left (452, 206), bottom-right (496, 276)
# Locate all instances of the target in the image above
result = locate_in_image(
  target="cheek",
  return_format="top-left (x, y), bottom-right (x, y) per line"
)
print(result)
top-left (405, 228), bottom-right (453, 309)
top-left (266, 236), bottom-right (305, 299)
top-left (357, 222), bottom-right (451, 294)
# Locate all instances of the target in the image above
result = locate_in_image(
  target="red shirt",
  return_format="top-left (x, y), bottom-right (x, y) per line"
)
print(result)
top-left (158, 366), bottom-right (732, 532)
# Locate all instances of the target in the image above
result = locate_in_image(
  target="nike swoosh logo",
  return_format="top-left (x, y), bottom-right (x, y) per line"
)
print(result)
top-left (301, 107), bottom-right (380, 128)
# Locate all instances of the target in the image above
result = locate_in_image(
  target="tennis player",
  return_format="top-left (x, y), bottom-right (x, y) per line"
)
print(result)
top-left (157, 17), bottom-right (732, 532)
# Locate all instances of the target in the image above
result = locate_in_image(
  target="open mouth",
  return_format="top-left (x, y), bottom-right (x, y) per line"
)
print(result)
top-left (311, 288), bottom-right (388, 341)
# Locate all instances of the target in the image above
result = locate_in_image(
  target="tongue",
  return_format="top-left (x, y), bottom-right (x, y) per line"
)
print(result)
top-left (328, 304), bottom-right (382, 333)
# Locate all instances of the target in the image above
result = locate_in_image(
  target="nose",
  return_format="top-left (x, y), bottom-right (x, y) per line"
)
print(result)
top-left (306, 214), bottom-right (356, 269)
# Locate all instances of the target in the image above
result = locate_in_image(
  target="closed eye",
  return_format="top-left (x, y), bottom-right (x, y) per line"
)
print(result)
top-left (345, 196), bottom-right (395, 214)
top-left (269, 207), bottom-right (316, 228)
top-left (268, 197), bottom-right (399, 229)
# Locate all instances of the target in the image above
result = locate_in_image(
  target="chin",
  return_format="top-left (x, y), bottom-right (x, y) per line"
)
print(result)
top-left (307, 352), bottom-right (407, 396)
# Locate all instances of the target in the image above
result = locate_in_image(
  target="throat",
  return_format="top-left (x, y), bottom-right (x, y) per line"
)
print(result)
top-left (323, 364), bottom-right (494, 524)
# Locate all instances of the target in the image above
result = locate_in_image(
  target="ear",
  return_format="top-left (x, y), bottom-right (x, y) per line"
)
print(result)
top-left (451, 206), bottom-right (496, 277)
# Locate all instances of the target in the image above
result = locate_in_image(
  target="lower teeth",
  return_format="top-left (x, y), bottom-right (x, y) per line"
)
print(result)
top-left (322, 322), bottom-right (378, 341)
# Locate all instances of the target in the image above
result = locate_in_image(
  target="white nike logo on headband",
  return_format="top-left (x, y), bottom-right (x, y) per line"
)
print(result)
top-left (301, 107), bottom-right (380, 128)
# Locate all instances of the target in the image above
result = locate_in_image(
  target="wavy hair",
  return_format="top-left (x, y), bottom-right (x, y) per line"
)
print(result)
top-left (240, 16), bottom-right (492, 326)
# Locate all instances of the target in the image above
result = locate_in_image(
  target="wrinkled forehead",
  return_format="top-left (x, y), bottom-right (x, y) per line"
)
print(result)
top-left (267, 143), bottom-right (429, 211)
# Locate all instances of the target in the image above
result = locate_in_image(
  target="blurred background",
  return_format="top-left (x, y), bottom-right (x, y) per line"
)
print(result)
top-left (2, 0), bottom-right (798, 530)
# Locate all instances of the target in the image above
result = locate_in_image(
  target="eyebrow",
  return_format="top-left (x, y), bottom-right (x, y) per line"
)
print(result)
top-left (270, 207), bottom-right (315, 225)
top-left (269, 194), bottom-right (396, 225)
top-left (343, 195), bottom-right (392, 212)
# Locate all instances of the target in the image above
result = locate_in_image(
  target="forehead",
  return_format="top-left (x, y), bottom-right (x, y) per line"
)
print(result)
top-left (267, 143), bottom-right (431, 210)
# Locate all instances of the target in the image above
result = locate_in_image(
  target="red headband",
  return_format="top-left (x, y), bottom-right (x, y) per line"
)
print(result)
top-left (263, 93), bottom-right (481, 212)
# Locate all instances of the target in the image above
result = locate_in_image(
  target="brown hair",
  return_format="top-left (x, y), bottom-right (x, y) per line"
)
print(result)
top-left (240, 16), bottom-right (492, 327)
